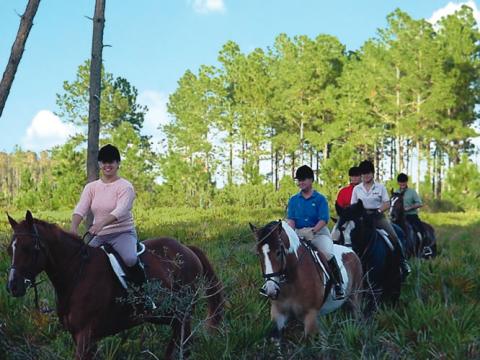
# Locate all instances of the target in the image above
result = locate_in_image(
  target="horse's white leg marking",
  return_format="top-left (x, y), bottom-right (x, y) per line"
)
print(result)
top-left (271, 305), bottom-right (288, 331)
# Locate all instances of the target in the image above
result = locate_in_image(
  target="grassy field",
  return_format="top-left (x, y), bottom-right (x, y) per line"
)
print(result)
top-left (1, 207), bottom-right (480, 359)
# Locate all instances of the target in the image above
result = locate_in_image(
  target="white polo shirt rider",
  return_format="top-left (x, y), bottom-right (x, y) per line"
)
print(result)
top-left (351, 182), bottom-right (389, 209)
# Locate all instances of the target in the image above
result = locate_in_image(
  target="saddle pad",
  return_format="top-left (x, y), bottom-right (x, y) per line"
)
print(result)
top-left (376, 229), bottom-right (394, 251)
top-left (320, 244), bottom-right (354, 315)
top-left (100, 246), bottom-right (128, 289)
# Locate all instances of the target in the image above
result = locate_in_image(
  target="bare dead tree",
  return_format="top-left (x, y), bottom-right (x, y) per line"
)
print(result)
top-left (0, 0), bottom-right (41, 118)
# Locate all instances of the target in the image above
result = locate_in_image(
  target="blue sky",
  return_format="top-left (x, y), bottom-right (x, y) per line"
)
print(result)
top-left (0, 0), bottom-right (479, 153)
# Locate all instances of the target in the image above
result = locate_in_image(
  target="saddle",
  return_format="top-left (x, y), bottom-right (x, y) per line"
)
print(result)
top-left (298, 239), bottom-right (333, 299)
top-left (375, 229), bottom-right (394, 251)
top-left (100, 242), bottom-right (147, 289)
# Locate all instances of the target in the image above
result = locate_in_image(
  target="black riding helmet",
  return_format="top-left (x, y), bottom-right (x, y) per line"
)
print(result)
top-left (397, 173), bottom-right (408, 182)
top-left (358, 160), bottom-right (375, 174)
top-left (348, 166), bottom-right (361, 177)
top-left (98, 144), bottom-right (121, 163)
top-left (294, 165), bottom-right (314, 180)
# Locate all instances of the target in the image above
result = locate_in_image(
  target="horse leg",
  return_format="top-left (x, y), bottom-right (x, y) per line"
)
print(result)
top-left (73, 330), bottom-right (96, 360)
top-left (303, 309), bottom-right (319, 337)
top-left (269, 304), bottom-right (287, 341)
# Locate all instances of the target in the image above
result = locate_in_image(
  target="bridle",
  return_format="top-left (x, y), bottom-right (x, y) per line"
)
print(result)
top-left (257, 222), bottom-right (288, 289)
top-left (8, 224), bottom-right (91, 312)
top-left (9, 223), bottom-right (45, 310)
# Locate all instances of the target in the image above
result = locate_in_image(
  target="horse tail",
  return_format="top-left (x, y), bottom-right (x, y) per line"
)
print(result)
top-left (188, 245), bottom-right (224, 330)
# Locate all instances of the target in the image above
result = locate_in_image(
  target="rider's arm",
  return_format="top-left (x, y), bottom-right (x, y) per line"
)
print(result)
top-left (312, 220), bottom-right (327, 233)
top-left (71, 214), bottom-right (83, 234)
top-left (378, 185), bottom-right (390, 213)
top-left (287, 219), bottom-right (296, 229)
top-left (405, 203), bottom-right (423, 211)
top-left (71, 183), bottom-right (94, 234)
top-left (89, 214), bottom-right (117, 235)
top-left (378, 201), bottom-right (390, 213)
top-left (313, 196), bottom-right (329, 233)
top-left (110, 185), bottom-right (135, 220)
top-left (405, 191), bottom-right (423, 211)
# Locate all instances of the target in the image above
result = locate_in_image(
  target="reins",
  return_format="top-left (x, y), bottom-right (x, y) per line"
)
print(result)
top-left (9, 225), bottom-right (92, 313)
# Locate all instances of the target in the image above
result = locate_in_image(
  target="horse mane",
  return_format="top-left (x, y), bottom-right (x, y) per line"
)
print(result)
top-left (257, 221), bottom-right (301, 256)
top-left (31, 218), bottom-right (84, 246)
top-left (257, 221), bottom-right (280, 242)
top-left (280, 221), bottom-right (300, 255)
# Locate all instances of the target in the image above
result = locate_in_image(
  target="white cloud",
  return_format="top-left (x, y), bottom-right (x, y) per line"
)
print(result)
top-left (138, 90), bottom-right (171, 152)
top-left (428, 1), bottom-right (480, 26)
top-left (190, 0), bottom-right (226, 14)
top-left (22, 110), bottom-right (76, 151)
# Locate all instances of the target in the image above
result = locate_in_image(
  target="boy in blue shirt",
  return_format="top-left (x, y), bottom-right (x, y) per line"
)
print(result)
top-left (287, 165), bottom-right (344, 300)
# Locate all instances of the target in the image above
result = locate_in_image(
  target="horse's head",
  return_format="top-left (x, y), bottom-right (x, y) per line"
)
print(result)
top-left (390, 191), bottom-right (404, 223)
top-left (250, 221), bottom-right (287, 300)
top-left (335, 200), bottom-right (374, 251)
top-left (6, 211), bottom-right (48, 297)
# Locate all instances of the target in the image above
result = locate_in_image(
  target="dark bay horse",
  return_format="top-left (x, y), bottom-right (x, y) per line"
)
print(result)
top-left (250, 220), bottom-right (363, 342)
top-left (6, 211), bottom-right (224, 360)
top-left (390, 192), bottom-right (437, 259)
top-left (335, 201), bottom-right (402, 309)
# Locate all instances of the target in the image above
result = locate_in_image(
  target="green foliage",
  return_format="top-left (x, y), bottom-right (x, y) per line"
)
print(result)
top-left (56, 60), bottom-right (147, 134)
top-left (443, 155), bottom-right (480, 210)
top-left (2, 208), bottom-right (480, 358)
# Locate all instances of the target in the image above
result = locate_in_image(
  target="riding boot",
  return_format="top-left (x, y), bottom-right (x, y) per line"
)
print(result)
top-left (128, 260), bottom-right (156, 311)
top-left (327, 256), bottom-right (345, 300)
top-left (394, 240), bottom-right (411, 281)
top-left (128, 260), bottom-right (146, 287)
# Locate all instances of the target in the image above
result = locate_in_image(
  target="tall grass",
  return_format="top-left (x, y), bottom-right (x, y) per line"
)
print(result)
top-left (1, 208), bottom-right (479, 359)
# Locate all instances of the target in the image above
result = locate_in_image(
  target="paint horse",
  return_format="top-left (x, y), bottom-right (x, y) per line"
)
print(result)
top-left (390, 191), bottom-right (437, 259)
top-left (250, 220), bottom-right (363, 342)
top-left (6, 211), bottom-right (224, 360)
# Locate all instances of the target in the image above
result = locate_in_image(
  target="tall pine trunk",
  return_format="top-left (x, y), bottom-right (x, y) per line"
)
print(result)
top-left (86, 0), bottom-right (106, 228)
top-left (416, 141), bottom-right (421, 193)
top-left (274, 149), bottom-right (279, 190)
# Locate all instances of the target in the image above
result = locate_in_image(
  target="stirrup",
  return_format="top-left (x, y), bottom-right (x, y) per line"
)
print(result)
top-left (145, 295), bottom-right (157, 311)
top-left (333, 286), bottom-right (345, 300)
top-left (400, 261), bottom-right (411, 280)
top-left (422, 246), bottom-right (433, 257)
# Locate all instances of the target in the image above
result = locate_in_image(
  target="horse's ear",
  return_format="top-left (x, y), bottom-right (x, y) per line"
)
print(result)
top-left (357, 199), bottom-right (364, 209)
top-left (277, 220), bottom-right (283, 233)
top-left (25, 210), bottom-right (34, 227)
top-left (390, 188), bottom-right (394, 197)
top-left (331, 217), bottom-right (338, 224)
top-left (7, 213), bottom-right (17, 228)
top-left (249, 222), bottom-right (257, 233)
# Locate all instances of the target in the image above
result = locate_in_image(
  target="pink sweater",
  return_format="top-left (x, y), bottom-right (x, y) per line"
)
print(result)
top-left (73, 178), bottom-right (136, 236)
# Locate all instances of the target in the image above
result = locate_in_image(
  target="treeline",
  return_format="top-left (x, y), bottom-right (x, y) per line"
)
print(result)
top-left (163, 7), bottom-right (479, 202)
top-left (2, 7), bottom-right (480, 212)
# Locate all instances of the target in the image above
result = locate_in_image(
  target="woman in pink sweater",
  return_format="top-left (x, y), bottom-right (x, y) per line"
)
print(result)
top-left (71, 144), bottom-right (145, 285)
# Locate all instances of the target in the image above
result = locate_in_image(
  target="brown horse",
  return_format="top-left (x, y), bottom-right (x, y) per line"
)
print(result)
top-left (250, 221), bottom-right (363, 342)
top-left (6, 211), bottom-right (224, 360)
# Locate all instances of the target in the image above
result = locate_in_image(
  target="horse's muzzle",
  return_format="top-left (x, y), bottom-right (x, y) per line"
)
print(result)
top-left (7, 269), bottom-right (27, 297)
top-left (268, 289), bottom-right (280, 300)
